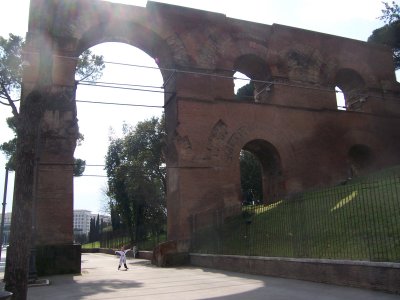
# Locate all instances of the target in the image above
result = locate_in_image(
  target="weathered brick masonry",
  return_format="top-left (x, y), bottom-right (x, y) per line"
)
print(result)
top-left (22, 0), bottom-right (400, 274)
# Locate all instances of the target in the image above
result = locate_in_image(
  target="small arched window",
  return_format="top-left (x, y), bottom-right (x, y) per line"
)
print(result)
top-left (335, 69), bottom-right (367, 111)
top-left (234, 71), bottom-right (252, 100)
top-left (233, 55), bottom-right (273, 102)
top-left (335, 86), bottom-right (346, 110)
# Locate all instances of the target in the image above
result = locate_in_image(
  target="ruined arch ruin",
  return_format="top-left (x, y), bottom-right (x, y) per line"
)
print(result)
top-left (16, 0), bottom-right (400, 274)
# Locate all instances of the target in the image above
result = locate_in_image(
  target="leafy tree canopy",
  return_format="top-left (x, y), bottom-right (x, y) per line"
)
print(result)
top-left (1, 33), bottom-right (105, 113)
top-left (0, 34), bottom-right (23, 115)
top-left (0, 115), bottom-right (86, 175)
top-left (240, 150), bottom-right (263, 204)
top-left (0, 33), bottom-right (104, 174)
top-left (105, 115), bottom-right (166, 242)
top-left (379, 1), bottom-right (400, 24)
top-left (75, 49), bottom-right (105, 82)
top-left (368, 1), bottom-right (400, 70)
top-left (235, 82), bottom-right (254, 100)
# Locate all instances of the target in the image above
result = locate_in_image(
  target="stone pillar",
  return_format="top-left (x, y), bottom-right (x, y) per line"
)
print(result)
top-left (34, 50), bottom-right (81, 274)
top-left (35, 87), bottom-right (78, 247)
top-left (165, 71), bottom-right (236, 241)
top-left (23, 38), bottom-right (81, 274)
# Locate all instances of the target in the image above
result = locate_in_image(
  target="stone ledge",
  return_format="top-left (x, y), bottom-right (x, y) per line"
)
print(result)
top-left (152, 240), bottom-right (190, 267)
top-left (28, 279), bottom-right (51, 287)
top-left (190, 253), bottom-right (400, 294)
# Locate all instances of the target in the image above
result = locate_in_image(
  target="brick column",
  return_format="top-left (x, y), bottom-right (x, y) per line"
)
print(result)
top-left (26, 48), bottom-right (81, 275)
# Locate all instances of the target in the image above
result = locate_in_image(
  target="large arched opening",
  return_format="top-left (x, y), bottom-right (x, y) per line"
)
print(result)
top-left (72, 42), bottom-right (165, 245)
top-left (30, 15), bottom-right (176, 257)
top-left (240, 139), bottom-right (284, 204)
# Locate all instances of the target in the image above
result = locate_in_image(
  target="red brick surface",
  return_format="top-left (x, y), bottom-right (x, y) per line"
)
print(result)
top-left (25, 0), bottom-right (400, 246)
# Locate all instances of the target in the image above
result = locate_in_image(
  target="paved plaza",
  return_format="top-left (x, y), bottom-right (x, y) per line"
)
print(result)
top-left (0, 253), bottom-right (393, 299)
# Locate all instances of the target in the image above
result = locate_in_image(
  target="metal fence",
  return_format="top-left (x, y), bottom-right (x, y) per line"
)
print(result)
top-left (83, 227), bottom-right (166, 251)
top-left (190, 167), bottom-right (400, 262)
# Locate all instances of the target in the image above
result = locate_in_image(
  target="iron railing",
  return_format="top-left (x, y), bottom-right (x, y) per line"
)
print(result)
top-left (191, 167), bottom-right (400, 262)
top-left (83, 227), bottom-right (166, 251)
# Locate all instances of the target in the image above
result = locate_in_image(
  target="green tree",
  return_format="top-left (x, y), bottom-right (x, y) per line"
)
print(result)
top-left (235, 82), bottom-right (254, 100)
top-left (0, 115), bottom-right (86, 175)
top-left (0, 116), bottom-right (17, 169)
top-left (379, 1), bottom-right (400, 24)
top-left (106, 138), bottom-right (133, 233)
top-left (368, 1), bottom-right (400, 70)
top-left (75, 48), bottom-right (106, 82)
top-left (105, 116), bottom-right (166, 244)
top-left (1, 34), bottom-right (105, 113)
top-left (0, 34), bottom-right (104, 174)
top-left (95, 214), bottom-right (100, 241)
top-left (73, 157), bottom-right (86, 177)
top-left (0, 34), bottom-right (23, 116)
top-left (240, 150), bottom-right (263, 204)
top-left (89, 217), bottom-right (96, 242)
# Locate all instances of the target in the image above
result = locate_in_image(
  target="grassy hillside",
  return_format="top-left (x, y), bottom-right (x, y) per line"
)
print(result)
top-left (192, 166), bottom-right (400, 262)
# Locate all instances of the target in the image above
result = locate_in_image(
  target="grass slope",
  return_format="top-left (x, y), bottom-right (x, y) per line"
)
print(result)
top-left (193, 166), bottom-right (400, 262)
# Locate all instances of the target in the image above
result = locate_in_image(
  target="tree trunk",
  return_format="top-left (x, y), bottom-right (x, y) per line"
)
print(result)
top-left (4, 90), bottom-right (44, 300)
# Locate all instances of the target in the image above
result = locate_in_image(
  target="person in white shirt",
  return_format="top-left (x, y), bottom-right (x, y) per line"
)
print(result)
top-left (115, 247), bottom-right (131, 270)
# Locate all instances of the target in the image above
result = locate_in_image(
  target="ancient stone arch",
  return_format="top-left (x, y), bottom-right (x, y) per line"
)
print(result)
top-left (19, 0), bottom-right (400, 274)
top-left (242, 139), bottom-right (284, 202)
top-left (335, 68), bottom-right (367, 110)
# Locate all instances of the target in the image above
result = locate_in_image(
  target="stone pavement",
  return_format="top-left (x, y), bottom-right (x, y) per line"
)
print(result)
top-left (5, 253), bottom-right (393, 299)
top-left (0, 251), bottom-right (399, 299)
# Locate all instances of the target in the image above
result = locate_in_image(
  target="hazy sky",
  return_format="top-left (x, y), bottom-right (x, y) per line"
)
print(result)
top-left (0, 0), bottom-right (396, 214)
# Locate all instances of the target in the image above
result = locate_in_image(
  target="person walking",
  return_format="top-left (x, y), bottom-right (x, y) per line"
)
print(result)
top-left (115, 247), bottom-right (131, 270)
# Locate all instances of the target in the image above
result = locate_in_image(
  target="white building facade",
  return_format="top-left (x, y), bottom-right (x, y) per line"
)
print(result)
top-left (73, 210), bottom-right (92, 236)
top-left (0, 212), bottom-right (12, 245)
top-left (73, 210), bottom-right (111, 236)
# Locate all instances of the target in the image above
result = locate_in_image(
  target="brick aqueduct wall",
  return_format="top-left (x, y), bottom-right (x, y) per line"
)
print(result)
top-left (18, 0), bottom-right (400, 278)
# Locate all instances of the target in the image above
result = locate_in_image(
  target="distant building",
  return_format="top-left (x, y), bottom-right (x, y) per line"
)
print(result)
top-left (97, 214), bottom-right (111, 226)
top-left (0, 212), bottom-right (12, 245)
top-left (2, 211), bottom-right (110, 241)
top-left (73, 210), bottom-right (92, 236)
top-left (73, 210), bottom-right (111, 236)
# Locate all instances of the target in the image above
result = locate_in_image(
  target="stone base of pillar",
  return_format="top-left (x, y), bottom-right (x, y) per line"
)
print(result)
top-left (152, 240), bottom-right (190, 267)
top-left (35, 243), bottom-right (81, 276)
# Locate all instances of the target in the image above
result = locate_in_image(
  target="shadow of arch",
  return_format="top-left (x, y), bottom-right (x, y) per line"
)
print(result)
top-left (242, 139), bottom-right (284, 204)
top-left (348, 144), bottom-right (374, 177)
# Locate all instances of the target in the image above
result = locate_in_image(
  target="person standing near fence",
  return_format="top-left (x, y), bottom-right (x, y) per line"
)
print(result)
top-left (116, 246), bottom-right (131, 270)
